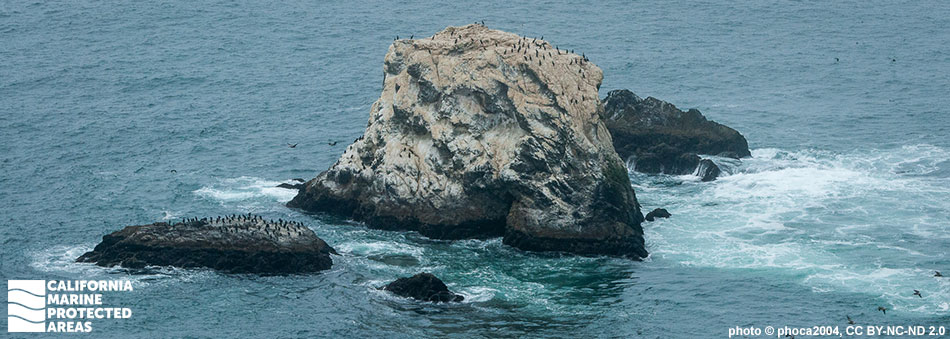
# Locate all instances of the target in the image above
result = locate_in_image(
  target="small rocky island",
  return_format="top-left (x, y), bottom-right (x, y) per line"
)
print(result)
top-left (382, 273), bottom-right (464, 303)
top-left (602, 89), bottom-right (750, 180)
top-left (77, 215), bottom-right (336, 274)
top-left (289, 24), bottom-right (647, 258)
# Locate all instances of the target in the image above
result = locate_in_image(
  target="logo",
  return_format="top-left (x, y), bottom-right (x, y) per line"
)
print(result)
top-left (7, 280), bottom-right (46, 332)
top-left (7, 280), bottom-right (134, 333)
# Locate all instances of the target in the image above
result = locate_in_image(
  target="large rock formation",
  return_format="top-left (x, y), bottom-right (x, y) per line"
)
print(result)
top-left (382, 273), bottom-right (464, 303)
top-left (602, 89), bottom-right (750, 176)
top-left (77, 215), bottom-right (336, 274)
top-left (289, 24), bottom-right (647, 258)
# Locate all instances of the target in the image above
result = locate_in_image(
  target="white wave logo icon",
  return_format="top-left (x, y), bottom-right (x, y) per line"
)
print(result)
top-left (7, 280), bottom-right (46, 332)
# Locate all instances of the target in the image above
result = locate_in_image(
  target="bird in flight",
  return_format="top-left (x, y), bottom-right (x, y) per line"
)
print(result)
top-left (287, 143), bottom-right (297, 148)
top-left (846, 315), bottom-right (854, 324)
top-left (913, 290), bottom-right (922, 298)
top-left (936, 271), bottom-right (943, 277)
top-left (877, 306), bottom-right (887, 315)
top-left (328, 141), bottom-right (338, 146)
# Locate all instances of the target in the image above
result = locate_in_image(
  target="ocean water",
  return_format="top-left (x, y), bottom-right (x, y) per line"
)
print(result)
top-left (2, 1), bottom-right (948, 337)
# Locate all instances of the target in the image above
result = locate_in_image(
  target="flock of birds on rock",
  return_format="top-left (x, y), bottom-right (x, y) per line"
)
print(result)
top-left (393, 20), bottom-right (592, 79)
top-left (170, 214), bottom-right (312, 240)
top-left (397, 21), bottom-right (601, 112)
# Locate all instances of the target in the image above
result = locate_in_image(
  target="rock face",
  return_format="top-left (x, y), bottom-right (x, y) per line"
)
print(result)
top-left (644, 208), bottom-right (671, 221)
top-left (696, 159), bottom-right (721, 182)
top-left (602, 89), bottom-right (750, 176)
top-left (77, 215), bottom-right (336, 274)
top-left (382, 273), bottom-right (464, 303)
top-left (277, 178), bottom-right (306, 190)
top-left (289, 24), bottom-right (647, 258)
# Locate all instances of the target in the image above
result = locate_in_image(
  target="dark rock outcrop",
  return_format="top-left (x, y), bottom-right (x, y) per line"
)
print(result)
top-left (602, 89), bottom-right (750, 177)
top-left (382, 273), bottom-right (464, 303)
top-left (77, 215), bottom-right (336, 274)
top-left (288, 25), bottom-right (647, 258)
top-left (277, 179), bottom-right (306, 190)
top-left (696, 159), bottom-right (721, 182)
top-left (644, 208), bottom-right (671, 221)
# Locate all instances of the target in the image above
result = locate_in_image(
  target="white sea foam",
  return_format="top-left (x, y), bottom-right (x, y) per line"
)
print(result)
top-left (193, 176), bottom-right (298, 203)
top-left (335, 240), bottom-right (426, 258)
top-left (645, 145), bottom-right (950, 315)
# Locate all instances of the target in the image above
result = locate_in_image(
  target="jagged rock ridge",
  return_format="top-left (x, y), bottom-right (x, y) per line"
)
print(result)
top-left (77, 215), bottom-right (336, 274)
top-left (289, 24), bottom-right (647, 258)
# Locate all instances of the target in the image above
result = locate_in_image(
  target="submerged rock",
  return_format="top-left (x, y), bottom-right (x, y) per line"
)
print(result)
top-left (644, 208), bottom-right (671, 221)
top-left (77, 215), bottom-right (336, 274)
top-left (696, 159), bottom-right (721, 182)
top-left (602, 89), bottom-right (750, 177)
top-left (382, 273), bottom-right (464, 303)
top-left (277, 178), bottom-right (306, 190)
top-left (289, 24), bottom-right (647, 258)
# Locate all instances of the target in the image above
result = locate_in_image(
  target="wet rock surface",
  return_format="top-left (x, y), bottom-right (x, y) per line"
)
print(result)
top-left (382, 273), bottom-right (464, 303)
top-left (277, 178), bottom-right (306, 190)
top-left (289, 25), bottom-right (646, 258)
top-left (696, 159), bottom-right (722, 182)
top-left (77, 215), bottom-right (336, 274)
top-left (644, 208), bottom-right (671, 221)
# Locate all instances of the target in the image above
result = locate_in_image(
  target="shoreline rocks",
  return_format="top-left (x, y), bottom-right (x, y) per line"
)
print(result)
top-left (644, 208), bottom-right (671, 221)
top-left (696, 159), bottom-right (721, 182)
top-left (382, 273), bottom-right (464, 303)
top-left (602, 89), bottom-right (750, 180)
top-left (289, 25), bottom-right (647, 258)
top-left (277, 178), bottom-right (306, 190)
top-left (77, 215), bottom-right (336, 274)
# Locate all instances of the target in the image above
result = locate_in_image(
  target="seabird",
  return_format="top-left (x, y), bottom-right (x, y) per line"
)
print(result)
top-left (935, 271), bottom-right (943, 277)
top-left (287, 143), bottom-right (297, 148)
top-left (877, 306), bottom-right (887, 315)
top-left (410, 35), bottom-right (413, 39)
top-left (170, 169), bottom-right (177, 173)
top-left (835, 57), bottom-right (839, 62)
top-left (847, 315), bottom-right (854, 324)
top-left (913, 290), bottom-right (922, 298)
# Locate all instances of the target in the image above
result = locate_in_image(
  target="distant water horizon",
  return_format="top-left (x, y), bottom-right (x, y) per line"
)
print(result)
top-left (2, 1), bottom-right (948, 337)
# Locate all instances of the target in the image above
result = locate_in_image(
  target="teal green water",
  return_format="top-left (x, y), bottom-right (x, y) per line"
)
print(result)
top-left (2, 1), bottom-right (948, 337)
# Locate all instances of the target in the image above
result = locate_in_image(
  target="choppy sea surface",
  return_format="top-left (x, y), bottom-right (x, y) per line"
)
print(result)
top-left (2, 1), bottom-right (948, 337)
